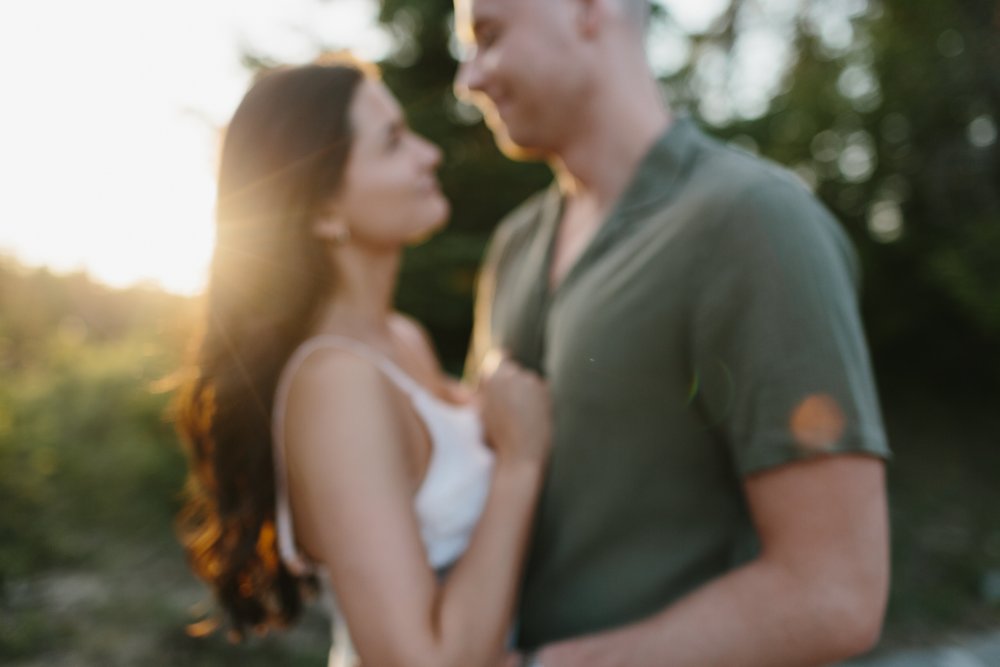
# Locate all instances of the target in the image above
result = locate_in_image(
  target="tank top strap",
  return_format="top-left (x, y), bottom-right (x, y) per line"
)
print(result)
top-left (271, 334), bottom-right (426, 576)
top-left (306, 334), bottom-right (424, 397)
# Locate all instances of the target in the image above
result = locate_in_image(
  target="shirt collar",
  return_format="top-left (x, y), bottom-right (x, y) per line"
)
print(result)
top-left (525, 116), bottom-right (706, 297)
top-left (607, 114), bottom-right (703, 230)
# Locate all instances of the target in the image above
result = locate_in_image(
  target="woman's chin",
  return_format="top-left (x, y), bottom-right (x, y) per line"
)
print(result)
top-left (427, 198), bottom-right (452, 232)
top-left (403, 214), bottom-right (447, 248)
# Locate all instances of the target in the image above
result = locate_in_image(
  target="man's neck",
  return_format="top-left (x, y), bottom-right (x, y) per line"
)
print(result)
top-left (551, 79), bottom-right (672, 210)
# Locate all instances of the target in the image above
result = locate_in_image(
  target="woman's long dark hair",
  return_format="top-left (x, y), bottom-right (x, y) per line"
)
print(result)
top-left (173, 55), bottom-right (373, 638)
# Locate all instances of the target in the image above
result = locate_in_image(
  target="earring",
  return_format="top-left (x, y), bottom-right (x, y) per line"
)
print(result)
top-left (331, 224), bottom-right (351, 245)
top-left (316, 211), bottom-right (352, 245)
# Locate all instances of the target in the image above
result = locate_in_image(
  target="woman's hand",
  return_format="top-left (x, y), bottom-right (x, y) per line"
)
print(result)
top-left (477, 351), bottom-right (552, 467)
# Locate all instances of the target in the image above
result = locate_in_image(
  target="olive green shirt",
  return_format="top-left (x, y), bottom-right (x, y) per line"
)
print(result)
top-left (467, 117), bottom-right (890, 649)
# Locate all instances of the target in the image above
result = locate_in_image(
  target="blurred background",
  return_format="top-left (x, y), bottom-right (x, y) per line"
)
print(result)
top-left (1, 0), bottom-right (997, 665)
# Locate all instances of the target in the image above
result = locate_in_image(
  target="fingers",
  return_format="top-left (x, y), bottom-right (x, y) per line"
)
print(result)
top-left (480, 349), bottom-right (543, 386)
top-left (495, 651), bottom-right (523, 667)
top-left (502, 653), bottom-right (523, 667)
top-left (479, 347), bottom-right (509, 380)
top-left (474, 350), bottom-right (551, 465)
top-left (444, 378), bottom-right (475, 404)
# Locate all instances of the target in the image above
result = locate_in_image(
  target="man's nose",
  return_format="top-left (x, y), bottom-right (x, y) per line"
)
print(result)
top-left (454, 56), bottom-right (483, 100)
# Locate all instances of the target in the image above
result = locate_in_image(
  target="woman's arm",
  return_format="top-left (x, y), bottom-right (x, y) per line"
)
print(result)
top-left (283, 349), bottom-right (548, 667)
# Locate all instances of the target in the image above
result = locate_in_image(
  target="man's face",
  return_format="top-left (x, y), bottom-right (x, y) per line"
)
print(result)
top-left (454, 0), bottom-right (586, 158)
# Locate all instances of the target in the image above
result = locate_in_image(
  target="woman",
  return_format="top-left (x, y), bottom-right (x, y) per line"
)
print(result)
top-left (174, 54), bottom-right (551, 667)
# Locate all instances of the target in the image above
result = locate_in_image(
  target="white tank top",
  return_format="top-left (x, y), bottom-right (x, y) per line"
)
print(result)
top-left (271, 334), bottom-right (495, 666)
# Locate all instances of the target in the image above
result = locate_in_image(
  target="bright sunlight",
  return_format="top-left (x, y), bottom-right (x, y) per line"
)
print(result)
top-left (0, 0), bottom-right (389, 296)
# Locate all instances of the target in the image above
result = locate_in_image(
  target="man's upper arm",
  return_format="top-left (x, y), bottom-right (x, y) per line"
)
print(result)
top-left (744, 454), bottom-right (890, 634)
top-left (694, 174), bottom-right (892, 650)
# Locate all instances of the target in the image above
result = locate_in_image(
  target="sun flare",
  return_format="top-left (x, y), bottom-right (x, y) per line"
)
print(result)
top-left (0, 0), bottom-right (388, 297)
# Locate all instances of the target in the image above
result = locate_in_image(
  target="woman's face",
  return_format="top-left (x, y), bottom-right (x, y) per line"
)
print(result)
top-left (329, 79), bottom-right (448, 247)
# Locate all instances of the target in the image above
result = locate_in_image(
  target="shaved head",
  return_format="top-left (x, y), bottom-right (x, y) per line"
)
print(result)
top-left (455, 0), bottom-right (650, 38)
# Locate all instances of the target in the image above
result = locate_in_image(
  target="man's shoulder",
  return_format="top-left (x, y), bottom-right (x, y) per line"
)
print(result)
top-left (685, 133), bottom-right (860, 286)
top-left (691, 130), bottom-right (817, 213)
top-left (671, 128), bottom-right (861, 279)
top-left (675, 130), bottom-right (841, 243)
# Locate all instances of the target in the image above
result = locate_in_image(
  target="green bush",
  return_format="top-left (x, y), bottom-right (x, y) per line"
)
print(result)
top-left (0, 263), bottom-right (194, 586)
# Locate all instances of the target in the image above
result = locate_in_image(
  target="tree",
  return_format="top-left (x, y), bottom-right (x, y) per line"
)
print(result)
top-left (310, 0), bottom-right (999, 382)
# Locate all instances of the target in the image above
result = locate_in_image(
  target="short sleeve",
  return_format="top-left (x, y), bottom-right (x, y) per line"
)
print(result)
top-left (691, 178), bottom-right (891, 475)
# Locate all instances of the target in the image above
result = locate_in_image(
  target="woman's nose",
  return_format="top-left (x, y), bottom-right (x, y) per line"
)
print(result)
top-left (416, 134), bottom-right (443, 169)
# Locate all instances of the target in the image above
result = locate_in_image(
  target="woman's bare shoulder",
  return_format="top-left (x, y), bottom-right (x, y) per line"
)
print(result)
top-left (284, 345), bottom-right (403, 439)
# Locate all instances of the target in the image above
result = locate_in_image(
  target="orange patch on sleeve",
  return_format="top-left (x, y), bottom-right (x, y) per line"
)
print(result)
top-left (789, 394), bottom-right (846, 452)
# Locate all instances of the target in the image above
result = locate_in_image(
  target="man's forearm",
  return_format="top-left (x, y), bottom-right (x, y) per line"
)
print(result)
top-left (537, 555), bottom-right (883, 667)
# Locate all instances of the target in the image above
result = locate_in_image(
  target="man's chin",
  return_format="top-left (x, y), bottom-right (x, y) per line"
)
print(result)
top-left (486, 116), bottom-right (547, 162)
top-left (497, 136), bottom-right (547, 162)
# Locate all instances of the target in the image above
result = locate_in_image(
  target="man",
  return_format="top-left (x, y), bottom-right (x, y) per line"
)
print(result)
top-left (455, 0), bottom-right (892, 665)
